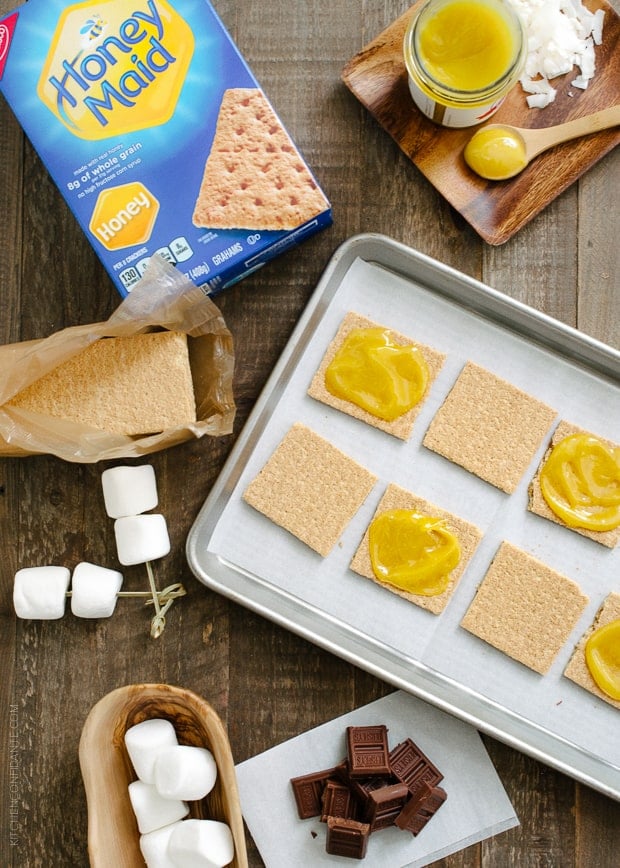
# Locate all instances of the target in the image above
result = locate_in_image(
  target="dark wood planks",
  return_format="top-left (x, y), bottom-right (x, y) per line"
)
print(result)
top-left (0, 1), bottom-right (618, 866)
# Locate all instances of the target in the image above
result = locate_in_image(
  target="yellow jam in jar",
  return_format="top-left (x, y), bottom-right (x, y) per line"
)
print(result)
top-left (585, 619), bottom-right (620, 701)
top-left (368, 509), bottom-right (461, 596)
top-left (463, 126), bottom-right (527, 180)
top-left (418, 1), bottom-right (516, 91)
top-left (403, 0), bottom-right (525, 128)
top-left (324, 327), bottom-right (429, 422)
top-left (539, 433), bottom-right (620, 531)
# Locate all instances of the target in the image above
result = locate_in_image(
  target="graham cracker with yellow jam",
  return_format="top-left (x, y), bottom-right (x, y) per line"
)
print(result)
top-left (564, 592), bottom-right (620, 710)
top-left (528, 420), bottom-right (620, 549)
top-left (350, 482), bottom-right (483, 615)
top-left (423, 361), bottom-right (556, 493)
top-left (243, 422), bottom-right (377, 557)
top-left (460, 541), bottom-right (589, 675)
top-left (308, 312), bottom-right (446, 441)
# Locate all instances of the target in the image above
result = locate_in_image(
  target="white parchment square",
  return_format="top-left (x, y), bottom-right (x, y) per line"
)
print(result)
top-left (235, 690), bottom-right (518, 868)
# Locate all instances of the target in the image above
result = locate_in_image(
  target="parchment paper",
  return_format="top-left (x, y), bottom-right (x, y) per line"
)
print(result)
top-left (235, 690), bottom-right (518, 867)
top-left (208, 257), bottom-right (620, 769)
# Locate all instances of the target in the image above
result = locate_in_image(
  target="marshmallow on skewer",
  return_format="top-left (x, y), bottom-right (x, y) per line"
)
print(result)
top-left (140, 822), bottom-right (184, 868)
top-left (13, 566), bottom-right (71, 620)
top-left (114, 514), bottom-right (171, 566)
top-left (128, 780), bottom-right (189, 835)
top-left (153, 745), bottom-right (218, 801)
top-left (70, 562), bottom-right (123, 618)
top-left (101, 464), bottom-right (158, 518)
top-left (125, 718), bottom-right (179, 784)
top-left (168, 819), bottom-right (235, 868)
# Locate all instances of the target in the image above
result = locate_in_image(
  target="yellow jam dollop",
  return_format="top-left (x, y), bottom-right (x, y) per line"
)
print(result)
top-left (585, 620), bottom-right (620, 701)
top-left (418, 0), bottom-right (517, 91)
top-left (368, 509), bottom-right (461, 596)
top-left (539, 433), bottom-right (620, 531)
top-left (464, 126), bottom-right (527, 180)
top-left (325, 327), bottom-right (429, 422)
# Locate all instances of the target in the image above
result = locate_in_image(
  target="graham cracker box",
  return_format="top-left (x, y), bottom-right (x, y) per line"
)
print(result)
top-left (0, 0), bottom-right (332, 296)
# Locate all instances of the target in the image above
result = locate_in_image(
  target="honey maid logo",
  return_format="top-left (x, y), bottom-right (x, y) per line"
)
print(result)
top-left (37, 0), bottom-right (194, 140)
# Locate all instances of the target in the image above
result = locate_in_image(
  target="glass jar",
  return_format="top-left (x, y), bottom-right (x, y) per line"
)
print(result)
top-left (403, 0), bottom-right (526, 128)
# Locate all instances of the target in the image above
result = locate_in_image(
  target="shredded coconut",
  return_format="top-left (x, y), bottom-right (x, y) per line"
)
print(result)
top-left (508, 0), bottom-right (605, 108)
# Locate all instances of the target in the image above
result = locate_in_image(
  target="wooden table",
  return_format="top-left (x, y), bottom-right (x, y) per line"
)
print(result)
top-left (1, 1), bottom-right (618, 865)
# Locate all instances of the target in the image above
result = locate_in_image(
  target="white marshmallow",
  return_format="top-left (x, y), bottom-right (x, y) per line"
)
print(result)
top-left (13, 566), bottom-right (70, 620)
top-left (101, 464), bottom-right (158, 518)
top-left (114, 514), bottom-right (170, 565)
top-left (168, 819), bottom-right (235, 868)
top-left (70, 562), bottom-right (123, 618)
top-left (128, 780), bottom-right (188, 835)
top-left (154, 745), bottom-right (218, 801)
top-left (125, 718), bottom-right (179, 784)
top-left (140, 822), bottom-right (184, 868)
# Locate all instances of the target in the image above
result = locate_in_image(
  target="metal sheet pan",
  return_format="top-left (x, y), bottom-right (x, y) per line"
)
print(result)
top-left (187, 233), bottom-right (620, 800)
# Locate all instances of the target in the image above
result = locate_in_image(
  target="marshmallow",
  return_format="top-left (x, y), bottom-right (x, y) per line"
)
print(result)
top-left (128, 780), bottom-right (188, 835)
top-left (154, 745), bottom-right (218, 801)
top-left (13, 566), bottom-right (70, 620)
top-left (125, 718), bottom-right (179, 784)
top-left (168, 819), bottom-right (235, 868)
top-left (101, 464), bottom-right (158, 518)
top-left (70, 562), bottom-right (123, 618)
top-left (114, 514), bottom-right (170, 566)
top-left (140, 822), bottom-right (184, 868)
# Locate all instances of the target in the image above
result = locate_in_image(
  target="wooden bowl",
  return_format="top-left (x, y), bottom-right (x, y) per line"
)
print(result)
top-left (79, 683), bottom-right (248, 867)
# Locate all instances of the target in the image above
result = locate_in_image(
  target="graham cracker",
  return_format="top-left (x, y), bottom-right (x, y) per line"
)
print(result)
top-left (460, 541), bottom-right (589, 675)
top-left (350, 482), bottom-right (483, 614)
top-left (564, 592), bottom-right (620, 710)
top-left (528, 420), bottom-right (619, 549)
top-left (423, 361), bottom-right (556, 493)
top-left (7, 331), bottom-right (196, 436)
top-left (308, 312), bottom-right (446, 441)
top-left (192, 88), bottom-right (329, 230)
top-left (242, 422), bottom-right (377, 557)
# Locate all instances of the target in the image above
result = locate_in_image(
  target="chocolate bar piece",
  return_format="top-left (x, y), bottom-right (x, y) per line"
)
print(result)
top-left (326, 817), bottom-right (371, 859)
top-left (290, 767), bottom-right (338, 819)
top-left (395, 783), bottom-right (448, 835)
top-left (389, 738), bottom-right (443, 798)
top-left (346, 725), bottom-right (391, 778)
top-left (321, 778), bottom-right (357, 822)
top-left (365, 782), bottom-right (409, 831)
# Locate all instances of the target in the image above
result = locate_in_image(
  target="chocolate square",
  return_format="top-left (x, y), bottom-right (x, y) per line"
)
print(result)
top-left (389, 738), bottom-right (443, 798)
top-left (290, 766), bottom-right (338, 819)
top-left (395, 784), bottom-right (447, 835)
top-left (346, 725), bottom-right (391, 778)
top-left (365, 782), bottom-right (409, 831)
top-left (326, 817), bottom-right (371, 859)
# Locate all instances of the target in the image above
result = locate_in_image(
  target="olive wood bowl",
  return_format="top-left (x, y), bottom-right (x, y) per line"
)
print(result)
top-left (79, 683), bottom-right (248, 867)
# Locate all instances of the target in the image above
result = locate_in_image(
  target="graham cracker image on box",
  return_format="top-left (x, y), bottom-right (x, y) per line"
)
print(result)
top-left (192, 88), bottom-right (329, 231)
top-left (460, 541), bottom-right (589, 675)
top-left (308, 312), bottom-right (446, 441)
top-left (528, 420), bottom-right (620, 549)
top-left (350, 482), bottom-right (483, 615)
top-left (243, 422), bottom-right (377, 557)
top-left (564, 592), bottom-right (620, 710)
top-left (423, 361), bottom-right (556, 493)
top-left (6, 331), bottom-right (196, 436)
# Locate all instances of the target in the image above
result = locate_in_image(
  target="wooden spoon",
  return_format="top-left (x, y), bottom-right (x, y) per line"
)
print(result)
top-left (79, 683), bottom-right (248, 868)
top-left (464, 104), bottom-right (620, 180)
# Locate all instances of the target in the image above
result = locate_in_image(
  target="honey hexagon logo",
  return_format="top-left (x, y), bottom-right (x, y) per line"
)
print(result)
top-left (37, 0), bottom-right (194, 139)
top-left (89, 181), bottom-right (159, 250)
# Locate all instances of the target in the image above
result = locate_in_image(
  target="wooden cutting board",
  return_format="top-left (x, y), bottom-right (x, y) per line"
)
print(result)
top-left (342, 0), bottom-right (620, 244)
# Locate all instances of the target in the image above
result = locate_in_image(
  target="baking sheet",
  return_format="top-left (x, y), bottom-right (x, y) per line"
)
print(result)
top-left (187, 233), bottom-right (620, 800)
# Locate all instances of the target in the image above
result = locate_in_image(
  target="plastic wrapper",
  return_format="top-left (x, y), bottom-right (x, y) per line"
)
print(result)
top-left (0, 256), bottom-right (236, 462)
